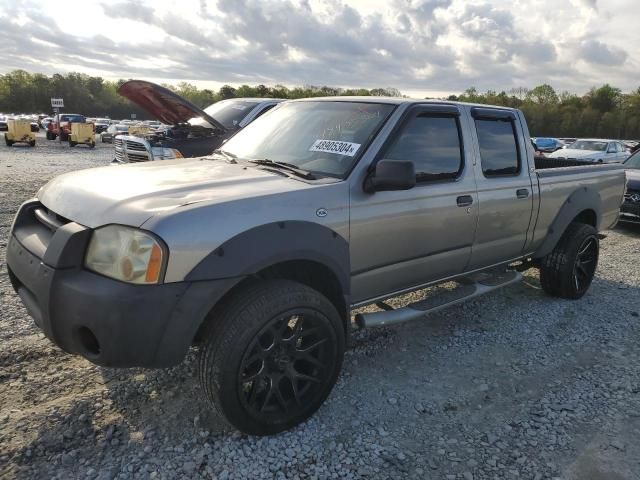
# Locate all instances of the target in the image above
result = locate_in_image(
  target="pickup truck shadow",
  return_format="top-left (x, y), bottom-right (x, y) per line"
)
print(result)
top-left (14, 270), bottom-right (636, 478)
top-left (94, 270), bottom-right (639, 437)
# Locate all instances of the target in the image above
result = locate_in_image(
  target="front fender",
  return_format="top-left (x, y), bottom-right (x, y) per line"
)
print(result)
top-left (185, 221), bottom-right (350, 295)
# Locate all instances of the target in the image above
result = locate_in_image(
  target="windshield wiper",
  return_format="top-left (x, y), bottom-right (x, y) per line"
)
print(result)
top-left (211, 149), bottom-right (237, 163)
top-left (249, 159), bottom-right (316, 180)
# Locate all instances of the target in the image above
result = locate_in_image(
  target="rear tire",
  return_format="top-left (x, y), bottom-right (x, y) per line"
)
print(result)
top-left (5, 134), bottom-right (13, 147)
top-left (198, 280), bottom-right (345, 435)
top-left (29, 140), bottom-right (35, 147)
top-left (540, 222), bottom-right (599, 299)
top-left (69, 140), bottom-right (76, 147)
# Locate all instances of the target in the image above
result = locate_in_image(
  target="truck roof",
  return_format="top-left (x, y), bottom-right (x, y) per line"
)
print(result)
top-left (288, 96), bottom-right (520, 111)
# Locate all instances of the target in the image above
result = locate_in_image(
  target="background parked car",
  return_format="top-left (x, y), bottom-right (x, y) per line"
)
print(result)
top-left (547, 139), bottom-right (629, 163)
top-left (100, 124), bottom-right (129, 143)
top-left (0, 115), bottom-right (8, 132)
top-left (40, 117), bottom-right (53, 131)
top-left (532, 137), bottom-right (564, 153)
top-left (94, 118), bottom-right (110, 134)
top-left (620, 150), bottom-right (640, 223)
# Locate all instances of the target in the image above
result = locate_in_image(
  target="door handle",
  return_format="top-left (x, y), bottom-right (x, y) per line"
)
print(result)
top-left (516, 188), bottom-right (530, 199)
top-left (457, 195), bottom-right (473, 207)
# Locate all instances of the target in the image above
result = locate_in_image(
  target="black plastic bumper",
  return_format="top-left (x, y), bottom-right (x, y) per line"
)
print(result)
top-left (620, 203), bottom-right (640, 223)
top-left (6, 207), bottom-right (240, 368)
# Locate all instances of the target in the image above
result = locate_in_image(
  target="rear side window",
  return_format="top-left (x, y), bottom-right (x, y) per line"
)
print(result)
top-left (475, 119), bottom-right (520, 176)
top-left (383, 114), bottom-right (463, 182)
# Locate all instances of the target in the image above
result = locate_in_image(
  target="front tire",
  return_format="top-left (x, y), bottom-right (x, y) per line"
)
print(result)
top-left (540, 222), bottom-right (599, 299)
top-left (5, 134), bottom-right (13, 146)
top-left (198, 280), bottom-right (345, 435)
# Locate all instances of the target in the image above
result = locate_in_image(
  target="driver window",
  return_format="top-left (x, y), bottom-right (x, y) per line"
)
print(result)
top-left (382, 113), bottom-right (463, 183)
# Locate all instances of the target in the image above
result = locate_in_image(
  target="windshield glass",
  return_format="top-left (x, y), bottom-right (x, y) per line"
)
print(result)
top-left (190, 100), bottom-right (260, 130)
top-left (115, 125), bottom-right (129, 132)
top-left (221, 101), bottom-right (395, 177)
top-left (568, 140), bottom-right (607, 151)
top-left (624, 150), bottom-right (640, 169)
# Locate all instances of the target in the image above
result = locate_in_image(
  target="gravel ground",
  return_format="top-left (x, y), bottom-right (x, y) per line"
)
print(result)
top-left (2, 134), bottom-right (640, 479)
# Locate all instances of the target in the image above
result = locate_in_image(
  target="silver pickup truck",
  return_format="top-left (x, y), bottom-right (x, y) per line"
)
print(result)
top-left (6, 98), bottom-right (625, 435)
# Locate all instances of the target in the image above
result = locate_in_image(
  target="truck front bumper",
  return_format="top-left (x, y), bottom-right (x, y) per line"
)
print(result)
top-left (6, 202), bottom-right (238, 368)
top-left (620, 201), bottom-right (640, 223)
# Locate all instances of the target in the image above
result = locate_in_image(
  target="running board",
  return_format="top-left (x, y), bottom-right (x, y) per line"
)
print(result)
top-left (355, 270), bottom-right (522, 329)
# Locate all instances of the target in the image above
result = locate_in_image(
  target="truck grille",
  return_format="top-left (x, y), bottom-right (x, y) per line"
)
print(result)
top-left (624, 189), bottom-right (640, 204)
top-left (114, 136), bottom-right (152, 163)
top-left (33, 207), bottom-right (70, 232)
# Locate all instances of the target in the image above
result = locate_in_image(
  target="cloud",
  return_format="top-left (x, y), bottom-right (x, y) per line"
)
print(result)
top-left (0, 0), bottom-right (636, 95)
top-left (579, 39), bottom-right (628, 66)
top-left (101, 0), bottom-right (155, 23)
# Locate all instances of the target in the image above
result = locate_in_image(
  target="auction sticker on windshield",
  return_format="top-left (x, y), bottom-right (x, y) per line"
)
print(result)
top-left (309, 139), bottom-right (361, 157)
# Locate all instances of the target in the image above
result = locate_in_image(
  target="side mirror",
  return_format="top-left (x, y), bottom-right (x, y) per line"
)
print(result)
top-left (364, 159), bottom-right (416, 193)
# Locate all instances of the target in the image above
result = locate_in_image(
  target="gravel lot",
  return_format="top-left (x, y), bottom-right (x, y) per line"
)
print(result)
top-left (2, 133), bottom-right (640, 480)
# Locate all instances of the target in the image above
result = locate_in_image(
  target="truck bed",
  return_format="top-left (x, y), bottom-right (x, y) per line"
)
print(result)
top-left (527, 162), bottom-right (625, 254)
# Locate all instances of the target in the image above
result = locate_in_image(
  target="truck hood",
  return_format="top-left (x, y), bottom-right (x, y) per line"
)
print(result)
top-left (549, 149), bottom-right (604, 160)
top-left (38, 159), bottom-right (313, 228)
top-left (117, 80), bottom-right (226, 132)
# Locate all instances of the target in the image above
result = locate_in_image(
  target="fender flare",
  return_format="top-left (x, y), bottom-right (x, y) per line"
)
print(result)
top-left (185, 221), bottom-right (350, 296)
top-left (533, 186), bottom-right (602, 258)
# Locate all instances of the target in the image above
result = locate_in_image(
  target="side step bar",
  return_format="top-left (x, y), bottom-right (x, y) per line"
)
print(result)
top-left (355, 270), bottom-right (522, 329)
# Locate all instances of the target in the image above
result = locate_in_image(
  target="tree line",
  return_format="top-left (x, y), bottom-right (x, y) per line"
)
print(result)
top-left (449, 84), bottom-right (640, 139)
top-left (1, 70), bottom-right (639, 139)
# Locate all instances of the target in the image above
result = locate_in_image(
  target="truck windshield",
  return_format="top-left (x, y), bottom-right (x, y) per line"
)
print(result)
top-left (569, 140), bottom-right (607, 151)
top-left (191, 100), bottom-right (260, 130)
top-left (220, 101), bottom-right (395, 178)
top-left (624, 150), bottom-right (640, 169)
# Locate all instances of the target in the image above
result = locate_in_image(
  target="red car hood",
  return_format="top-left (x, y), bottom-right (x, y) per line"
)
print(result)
top-left (117, 80), bottom-right (226, 131)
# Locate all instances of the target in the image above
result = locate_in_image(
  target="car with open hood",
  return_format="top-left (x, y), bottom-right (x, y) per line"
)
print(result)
top-left (112, 80), bottom-right (282, 163)
top-left (548, 139), bottom-right (629, 163)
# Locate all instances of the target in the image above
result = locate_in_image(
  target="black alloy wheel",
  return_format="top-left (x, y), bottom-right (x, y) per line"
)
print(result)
top-left (238, 310), bottom-right (336, 421)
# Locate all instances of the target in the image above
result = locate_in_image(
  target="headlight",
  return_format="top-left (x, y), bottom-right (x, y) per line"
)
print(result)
top-left (85, 225), bottom-right (166, 284)
top-left (151, 147), bottom-right (183, 160)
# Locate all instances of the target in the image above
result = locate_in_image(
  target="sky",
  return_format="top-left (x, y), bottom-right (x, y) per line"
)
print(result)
top-left (0, 0), bottom-right (637, 98)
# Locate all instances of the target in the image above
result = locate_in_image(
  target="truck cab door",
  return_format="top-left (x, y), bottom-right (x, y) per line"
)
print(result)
top-left (349, 104), bottom-right (479, 304)
top-left (467, 108), bottom-right (535, 269)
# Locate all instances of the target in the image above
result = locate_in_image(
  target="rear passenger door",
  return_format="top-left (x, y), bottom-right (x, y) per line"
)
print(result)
top-left (467, 108), bottom-right (535, 269)
top-left (349, 104), bottom-right (479, 303)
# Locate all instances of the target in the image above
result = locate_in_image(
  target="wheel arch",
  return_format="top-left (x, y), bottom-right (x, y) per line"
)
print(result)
top-left (186, 221), bottom-right (351, 343)
top-left (193, 258), bottom-right (350, 345)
